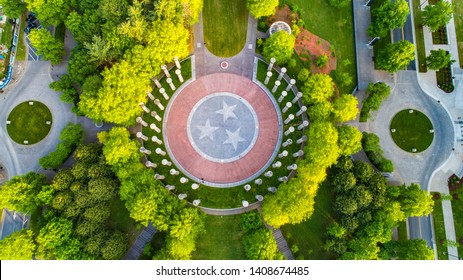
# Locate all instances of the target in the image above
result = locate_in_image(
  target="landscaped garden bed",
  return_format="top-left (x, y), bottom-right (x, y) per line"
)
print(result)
top-left (412, 0), bottom-right (428, 73)
top-left (432, 26), bottom-right (448, 45)
top-left (436, 65), bottom-right (454, 93)
top-left (431, 192), bottom-right (449, 260)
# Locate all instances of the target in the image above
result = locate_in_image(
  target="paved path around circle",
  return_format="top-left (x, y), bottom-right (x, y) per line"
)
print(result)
top-left (164, 73), bottom-right (281, 187)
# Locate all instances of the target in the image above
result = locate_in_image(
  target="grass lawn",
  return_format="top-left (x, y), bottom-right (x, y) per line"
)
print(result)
top-left (432, 195), bottom-right (448, 259)
top-left (0, 21), bottom-right (12, 45)
top-left (397, 221), bottom-right (408, 241)
top-left (412, 0), bottom-right (428, 73)
top-left (108, 197), bottom-right (140, 245)
top-left (454, 0), bottom-right (463, 67)
top-left (281, 181), bottom-right (336, 260)
top-left (203, 0), bottom-right (248, 57)
top-left (16, 14), bottom-right (27, 61)
top-left (287, 0), bottom-right (356, 94)
top-left (450, 197), bottom-right (463, 257)
top-left (7, 101), bottom-right (52, 145)
top-left (192, 214), bottom-right (246, 260)
top-left (54, 23), bottom-right (66, 43)
top-left (390, 109), bottom-right (434, 153)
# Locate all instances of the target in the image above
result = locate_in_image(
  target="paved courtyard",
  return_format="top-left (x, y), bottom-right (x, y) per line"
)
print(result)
top-left (164, 73), bottom-right (282, 187)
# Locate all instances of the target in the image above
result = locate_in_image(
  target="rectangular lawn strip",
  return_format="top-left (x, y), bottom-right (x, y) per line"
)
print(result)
top-left (432, 195), bottom-right (448, 259)
top-left (397, 221), bottom-right (408, 241)
top-left (54, 23), bottom-right (66, 43)
top-left (108, 197), bottom-right (141, 245)
top-left (192, 214), bottom-right (246, 260)
top-left (16, 14), bottom-right (27, 61)
top-left (450, 197), bottom-right (463, 257)
top-left (412, 0), bottom-right (428, 73)
top-left (288, 0), bottom-right (357, 94)
top-left (281, 181), bottom-right (336, 260)
top-left (202, 0), bottom-right (248, 57)
top-left (454, 0), bottom-right (463, 67)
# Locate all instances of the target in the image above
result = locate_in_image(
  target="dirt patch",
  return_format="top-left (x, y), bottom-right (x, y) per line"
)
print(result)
top-left (266, 5), bottom-right (297, 26)
top-left (295, 29), bottom-right (336, 75)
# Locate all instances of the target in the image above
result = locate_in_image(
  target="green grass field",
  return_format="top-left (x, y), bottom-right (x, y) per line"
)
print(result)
top-left (432, 196), bottom-right (448, 259)
top-left (287, 0), bottom-right (356, 94)
top-left (192, 214), bottom-right (246, 260)
top-left (203, 0), bottom-right (248, 57)
top-left (7, 101), bottom-right (52, 145)
top-left (16, 14), bottom-right (27, 61)
top-left (412, 0), bottom-right (428, 73)
top-left (109, 197), bottom-right (140, 245)
top-left (450, 197), bottom-right (463, 257)
top-left (397, 221), bottom-right (408, 241)
top-left (454, 0), bottom-right (463, 68)
top-left (390, 110), bottom-right (434, 153)
top-left (281, 182), bottom-right (336, 260)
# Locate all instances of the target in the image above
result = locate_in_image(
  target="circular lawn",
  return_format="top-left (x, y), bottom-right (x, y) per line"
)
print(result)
top-left (390, 109), bottom-right (434, 153)
top-left (7, 101), bottom-right (52, 145)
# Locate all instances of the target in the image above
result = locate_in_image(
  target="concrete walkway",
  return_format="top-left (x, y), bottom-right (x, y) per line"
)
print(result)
top-left (124, 223), bottom-right (157, 260)
top-left (352, 0), bottom-right (459, 259)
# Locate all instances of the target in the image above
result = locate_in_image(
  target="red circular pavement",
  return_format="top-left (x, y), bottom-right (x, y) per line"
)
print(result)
top-left (163, 73), bottom-right (281, 187)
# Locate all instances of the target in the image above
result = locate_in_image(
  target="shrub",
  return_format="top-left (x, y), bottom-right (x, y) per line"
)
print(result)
top-left (315, 54), bottom-right (329, 68)
top-left (297, 68), bottom-right (310, 82)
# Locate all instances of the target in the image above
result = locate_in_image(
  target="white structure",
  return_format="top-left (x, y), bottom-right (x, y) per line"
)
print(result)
top-left (297, 135), bottom-right (308, 144)
top-left (284, 126), bottom-right (295, 136)
top-left (269, 21), bottom-right (292, 35)
top-left (267, 57), bottom-right (276, 71)
top-left (298, 121), bottom-right (309, 130)
top-left (161, 159), bottom-right (172, 166)
top-left (282, 102), bottom-right (292, 113)
top-left (175, 69), bottom-right (184, 83)
top-left (287, 163), bottom-right (298, 170)
top-left (147, 91), bottom-right (155, 100)
top-left (285, 79), bottom-right (296, 91)
top-left (268, 187), bottom-right (277, 193)
top-left (244, 184), bottom-right (251, 191)
top-left (166, 78), bottom-right (176, 91)
top-left (151, 111), bottom-right (162, 121)
top-left (278, 91), bottom-right (287, 103)
top-left (136, 132), bottom-right (148, 141)
top-left (242, 200), bottom-right (249, 207)
top-left (278, 150), bottom-right (288, 158)
top-left (136, 117), bottom-right (148, 127)
top-left (155, 148), bottom-right (166, 156)
top-left (154, 174), bottom-right (165, 180)
top-left (180, 177), bottom-right (189, 184)
top-left (296, 106), bottom-right (307, 117)
top-left (140, 102), bottom-right (150, 113)
top-left (292, 92), bottom-right (303, 104)
top-left (192, 183), bottom-right (200, 190)
top-left (278, 176), bottom-right (288, 182)
top-left (159, 88), bottom-right (169, 100)
top-left (145, 161), bottom-right (157, 168)
top-left (150, 123), bottom-right (161, 133)
top-left (264, 71), bottom-right (273, 85)
top-left (161, 65), bottom-right (170, 78)
top-left (264, 171), bottom-right (273, 177)
top-left (272, 80), bottom-right (281, 93)
top-left (193, 199), bottom-right (201, 206)
top-left (152, 136), bottom-right (163, 145)
top-left (139, 147), bottom-right (151, 155)
top-left (170, 169), bottom-right (180, 176)
top-left (166, 185), bottom-right (175, 191)
top-left (178, 193), bottom-right (187, 200)
top-left (284, 114), bottom-right (295, 124)
top-left (255, 178), bottom-right (263, 185)
top-left (293, 150), bottom-right (304, 157)
top-left (154, 99), bottom-right (164, 110)
top-left (255, 195), bottom-right (264, 201)
top-left (282, 139), bottom-right (293, 147)
top-left (152, 78), bottom-right (162, 88)
top-left (174, 56), bottom-right (181, 69)
top-left (277, 67), bottom-right (287, 81)
top-left (272, 161), bottom-right (282, 168)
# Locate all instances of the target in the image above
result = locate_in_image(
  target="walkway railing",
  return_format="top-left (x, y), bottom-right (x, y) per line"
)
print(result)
top-left (0, 18), bottom-right (20, 90)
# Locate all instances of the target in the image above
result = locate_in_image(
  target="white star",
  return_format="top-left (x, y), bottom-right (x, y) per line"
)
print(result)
top-left (223, 128), bottom-right (246, 151)
top-left (196, 119), bottom-right (219, 141)
top-left (215, 101), bottom-right (237, 122)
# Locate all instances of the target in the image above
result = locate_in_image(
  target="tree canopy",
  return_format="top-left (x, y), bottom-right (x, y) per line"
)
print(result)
top-left (422, 1), bottom-right (453, 32)
top-left (0, 0), bottom-right (26, 18)
top-left (0, 230), bottom-right (36, 260)
top-left (246, 0), bottom-right (279, 19)
top-left (25, 0), bottom-right (71, 26)
top-left (262, 31), bottom-right (296, 66)
top-left (302, 74), bottom-right (335, 104)
top-left (426, 49), bottom-right (455, 70)
top-left (368, 0), bottom-right (410, 37)
top-left (28, 28), bottom-right (65, 65)
top-left (376, 40), bottom-right (415, 73)
top-left (0, 172), bottom-right (47, 212)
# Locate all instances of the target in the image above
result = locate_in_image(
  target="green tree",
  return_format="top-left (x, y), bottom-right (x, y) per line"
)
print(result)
top-left (242, 228), bottom-right (282, 260)
top-left (262, 31), bottom-right (296, 65)
top-left (36, 217), bottom-right (74, 259)
top-left (302, 73), bottom-right (335, 104)
top-left (25, 0), bottom-right (72, 26)
top-left (0, 172), bottom-right (47, 212)
top-left (376, 40), bottom-right (415, 73)
top-left (74, 143), bottom-right (102, 164)
top-left (0, 0), bottom-right (26, 18)
top-left (368, 0), bottom-right (410, 37)
top-left (365, 82), bottom-right (391, 111)
top-left (337, 125), bottom-right (363, 156)
top-left (426, 49), bottom-right (455, 70)
top-left (241, 212), bottom-right (264, 232)
top-left (395, 183), bottom-right (434, 217)
top-left (380, 239), bottom-right (434, 260)
top-left (181, 0), bottom-right (204, 25)
top-left (246, 0), bottom-right (279, 19)
top-left (28, 28), bottom-right (65, 65)
top-left (315, 54), bottom-right (329, 68)
top-left (0, 230), bottom-right (36, 260)
top-left (98, 127), bottom-right (141, 167)
top-left (422, 1), bottom-right (453, 32)
top-left (298, 68), bottom-right (310, 82)
top-left (307, 101), bottom-right (333, 121)
top-left (101, 231), bottom-right (128, 260)
top-left (305, 121), bottom-right (339, 168)
top-left (332, 94), bottom-right (359, 122)
top-left (84, 35), bottom-right (113, 66)
top-left (66, 46), bottom-right (98, 84)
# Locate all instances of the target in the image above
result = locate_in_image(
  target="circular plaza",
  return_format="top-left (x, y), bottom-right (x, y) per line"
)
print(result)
top-left (164, 73), bottom-right (282, 187)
